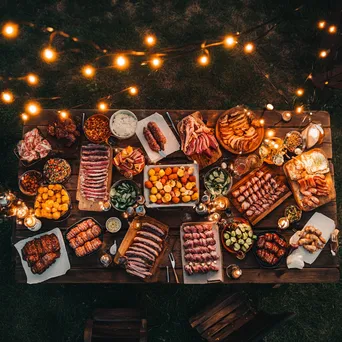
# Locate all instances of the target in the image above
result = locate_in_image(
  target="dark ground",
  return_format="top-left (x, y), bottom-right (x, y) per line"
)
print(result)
top-left (1, 1), bottom-right (342, 341)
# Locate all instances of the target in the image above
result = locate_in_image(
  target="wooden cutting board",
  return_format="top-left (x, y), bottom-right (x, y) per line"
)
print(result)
top-left (177, 111), bottom-right (222, 169)
top-left (229, 165), bottom-right (292, 226)
top-left (114, 216), bottom-right (169, 283)
top-left (76, 147), bottom-right (113, 212)
top-left (283, 149), bottom-right (336, 211)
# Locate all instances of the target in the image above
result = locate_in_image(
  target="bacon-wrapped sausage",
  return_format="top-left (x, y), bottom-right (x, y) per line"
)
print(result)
top-left (143, 127), bottom-right (160, 152)
top-left (147, 121), bottom-right (166, 150)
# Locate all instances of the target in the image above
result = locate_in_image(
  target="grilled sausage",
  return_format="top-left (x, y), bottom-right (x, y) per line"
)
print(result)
top-left (147, 121), bottom-right (166, 150)
top-left (143, 127), bottom-right (160, 152)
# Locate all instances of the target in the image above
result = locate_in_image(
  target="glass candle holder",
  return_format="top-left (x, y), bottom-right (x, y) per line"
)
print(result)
top-left (24, 215), bottom-right (42, 231)
top-left (99, 201), bottom-right (111, 212)
top-left (195, 203), bottom-right (208, 216)
top-left (226, 264), bottom-right (242, 279)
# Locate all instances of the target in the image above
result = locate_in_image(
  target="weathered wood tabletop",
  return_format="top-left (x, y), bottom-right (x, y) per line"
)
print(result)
top-left (13, 109), bottom-right (339, 284)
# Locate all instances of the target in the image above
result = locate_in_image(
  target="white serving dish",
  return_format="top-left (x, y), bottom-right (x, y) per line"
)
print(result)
top-left (143, 163), bottom-right (200, 208)
top-left (110, 109), bottom-right (138, 139)
top-left (288, 212), bottom-right (335, 265)
top-left (14, 228), bottom-right (70, 284)
top-left (136, 112), bottom-right (180, 163)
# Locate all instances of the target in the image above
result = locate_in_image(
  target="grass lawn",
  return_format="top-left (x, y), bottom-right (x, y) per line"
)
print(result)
top-left (0, 1), bottom-right (341, 341)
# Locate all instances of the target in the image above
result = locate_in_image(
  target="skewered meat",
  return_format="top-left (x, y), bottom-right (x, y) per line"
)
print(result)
top-left (66, 219), bottom-right (102, 256)
top-left (255, 233), bottom-right (287, 266)
top-left (48, 116), bottom-right (80, 146)
top-left (143, 127), bottom-right (160, 152)
top-left (75, 238), bottom-right (102, 257)
top-left (147, 122), bottom-right (167, 150)
top-left (22, 233), bottom-right (61, 274)
top-left (182, 224), bottom-right (219, 275)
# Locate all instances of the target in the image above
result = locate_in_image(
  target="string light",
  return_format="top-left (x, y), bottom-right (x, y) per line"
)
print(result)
top-left (151, 57), bottom-right (162, 68)
top-left (25, 101), bottom-right (41, 115)
top-left (98, 102), bottom-right (108, 111)
top-left (21, 113), bottom-right (29, 122)
top-left (1, 91), bottom-right (14, 103)
top-left (259, 118), bottom-right (265, 125)
top-left (198, 54), bottom-right (209, 66)
top-left (266, 104), bottom-right (274, 110)
top-left (129, 86), bottom-right (138, 95)
top-left (266, 129), bottom-right (275, 138)
top-left (2, 22), bottom-right (19, 38)
top-left (307, 74), bottom-right (313, 79)
top-left (114, 55), bottom-right (129, 69)
top-left (244, 42), bottom-right (254, 53)
top-left (296, 88), bottom-right (304, 96)
top-left (59, 110), bottom-right (69, 119)
top-left (224, 35), bottom-right (237, 48)
top-left (318, 21), bottom-right (326, 29)
top-left (42, 47), bottom-right (57, 62)
top-left (319, 50), bottom-right (328, 58)
top-left (26, 74), bottom-right (39, 85)
top-left (328, 25), bottom-right (337, 34)
top-left (295, 106), bottom-right (303, 114)
top-left (145, 35), bottom-right (156, 46)
top-left (325, 81), bottom-right (329, 85)
top-left (82, 65), bottom-right (95, 78)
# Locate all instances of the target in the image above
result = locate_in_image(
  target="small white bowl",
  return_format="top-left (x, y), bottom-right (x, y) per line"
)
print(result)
top-left (106, 217), bottom-right (122, 233)
top-left (110, 110), bottom-right (138, 139)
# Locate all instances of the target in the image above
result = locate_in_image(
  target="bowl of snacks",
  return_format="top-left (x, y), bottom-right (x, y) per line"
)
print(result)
top-left (143, 164), bottom-right (200, 207)
top-left (34, 184), bottom-right (71, 221)
top-left (43, 158), bottom-right (71, 184)
top-left (285, 204), bottom-right (302, 223)
top-left (113, 146), bottom-right (145, 178)
top-left (84, 114), bottom-right (111, 144)
top-left (19, 170), bottom-right (43, 196)
top-left (204, 167), bottom-right (232, 197)
top-left (284, 131), bottom-right (305, 154)
top-left (110, 110), bottom-right (138, 140)
top-left (221, 217), bottom-right (256, 259)
top-left (110, 180), bottom-right (141, 211)
top-left (106, 217), bottom-right (122, 233)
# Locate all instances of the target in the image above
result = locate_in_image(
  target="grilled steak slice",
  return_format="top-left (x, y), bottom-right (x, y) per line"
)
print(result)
top-left (133, 236), bottom-right (162, 252)
top-left (125, 250), bottom-right (154, 264)
top-left (131, 242), bottom-right (159, 257)
top-left (141, 223), bottom-right (165, 237)
top-left (127, 259), bottom-right (151, 270)
top-left (136, 231), bottom-right (163, 244)
top-left (127, 246), bottom-right (156, 261)
top-left (126, 268), bottom-right (151, 279)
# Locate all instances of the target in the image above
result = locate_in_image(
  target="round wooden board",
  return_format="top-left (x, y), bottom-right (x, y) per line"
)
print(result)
top-left (215, 110), bottom-right (264, 155)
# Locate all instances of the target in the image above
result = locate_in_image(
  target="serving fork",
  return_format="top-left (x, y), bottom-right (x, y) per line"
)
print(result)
top-left (168, 252), bottom-right (180, 283)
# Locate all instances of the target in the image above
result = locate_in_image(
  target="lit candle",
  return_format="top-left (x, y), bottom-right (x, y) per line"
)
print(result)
top-left (195, 203), bottom-right (208, 216)
top-left (226, 264), bottom-right (242, 279)
top-left (24, 215), bottom-right (42, 231)
top-left (208, 212), bottom-right (221, 222)
top-left (99, 201), bottom-right (111, 211)
top-left (214, 196), bottom-right (229, 211)
top-left (282, 112), bottom-right (292, 122)
top-left (278, 217), bottom-right (290, 230)
top-left (122, 212), bottom-right (129, 219)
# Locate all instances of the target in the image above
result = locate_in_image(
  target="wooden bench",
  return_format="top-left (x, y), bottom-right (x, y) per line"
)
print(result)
top-left (84, 308), bottom-right (147, 342)
top-left (189, 292), bottom-right (295, 341)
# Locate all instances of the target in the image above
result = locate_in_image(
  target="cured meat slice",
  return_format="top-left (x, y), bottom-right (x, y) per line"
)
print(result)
top-left (136, 231), bottom-right (163, 244)
top-left (131, 242), bottom-right (159, 257)
top-left (133, 236), bottom-right (162, 252)
top-left (141, 223), bottom-right (165, 237)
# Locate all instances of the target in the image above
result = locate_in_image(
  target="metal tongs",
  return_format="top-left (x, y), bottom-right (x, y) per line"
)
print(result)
top-left (168, 252), bottom-right (180, 283)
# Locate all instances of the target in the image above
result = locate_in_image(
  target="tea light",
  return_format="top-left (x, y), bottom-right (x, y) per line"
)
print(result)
top-left (16, 203), bottom-right (29, 219)
top-left (100, 253), bottom-right (112, 267)
top-left (278, 217), bottom-right (290, 230)
top-left (195, 203), bottom-right (208, 216)
top-left (214, 196), bottom-right (229, 211)
top-left (136, 205), bottom-right (146, 216)
top-left (99, 201), bottom-right (111, 211)
top-left (226, 264), bottom-right (242, 279)
top-left (24, 215), bottom-right (42, 231)
top-left (122, 212), bottom-right (129, 219)
top-left (282, 112), bottom-right (292, 122)
top-left (208, 212), bottom-right (221, 222)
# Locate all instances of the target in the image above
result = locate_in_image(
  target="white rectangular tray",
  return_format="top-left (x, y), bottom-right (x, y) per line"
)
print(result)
top-left (14, 228), bottom-right (70, 284)
top-left (180, 222), bottom-right (224, 284)
top-left (136, 112), bottom-right (180, 163)
top-left (143, 163), bottom-right (200, 208)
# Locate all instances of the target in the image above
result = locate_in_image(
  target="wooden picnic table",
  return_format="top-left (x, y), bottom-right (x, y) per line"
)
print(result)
top-left (13, 109), bottom-right (339, 284)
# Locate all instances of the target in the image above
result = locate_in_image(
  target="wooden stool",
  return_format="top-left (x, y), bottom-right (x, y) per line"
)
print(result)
top-left (84, 308), bottom-right (147, 342)
top-left (189, 292), bottom-right (295, 342)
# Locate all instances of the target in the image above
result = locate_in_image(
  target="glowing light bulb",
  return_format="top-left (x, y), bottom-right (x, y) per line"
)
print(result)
top-left (319, 50), bottom-right (328, 58)
top-left (224, 35), bottom-right (237, 47)
top-left (59, 110), bottom-right (69, 119)
top-left (151, 57), bottom-right (162, 68)
top-left (145, 35), bottom-right (156, 46)
top-left (198, 54), bottom-right (209, 66)
top-left (129, 86), bottom-right (138, 95)
top-left (259, 119), bottom-right (265, 125)
top-left (42, 48), bottom-right (57, 62)
top-left (318, 21), bottom-right (326, 29)
top-left (1, 91), bottom-right (14, 103)
top-left (325, 81), bottom-right (329, 85)
top-left (25, 101), bottom-right (41, 115)
top-left (295, 106), bottom-right (303, 114)
top-left (296, 88), bottom-right (304, 96)
top-left (2, 22), bottom-right (19, 38)
top-left (21, 113), bottom-right (29, 121)
top-left (114, 55), bottom-right (129, 69)
top-left (27, 74), bottom-right (39, 85)
top-left (266, 129), bottom-right (275, 138)
top-left (328, 25), bottom-right (337, 34)
top-left (308, 74), bottom-right (313, 79)
top-left (266, 104), bottom-right (274, 110)
top-left (98, 102), bottom-right (108, 111)
top-left (82, 65), bottom-right (95, 78)
top-left (244, 43), bottom-right (254, 53)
